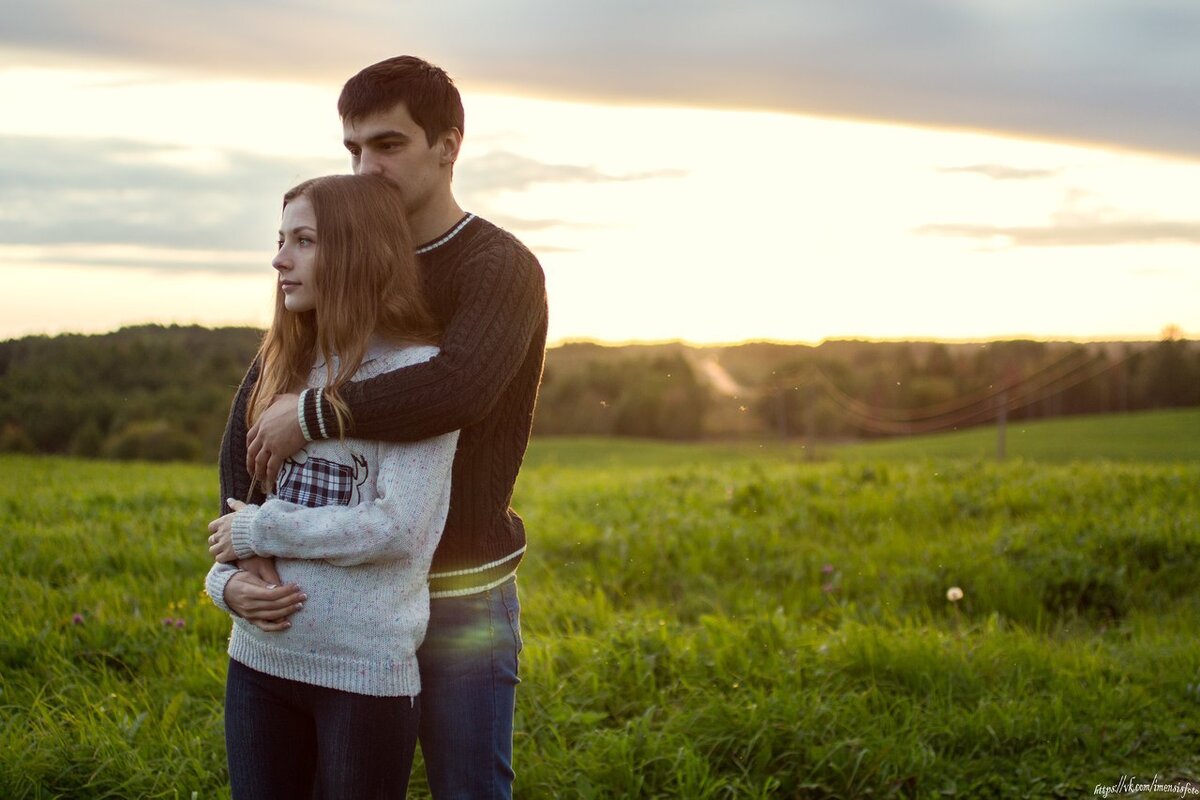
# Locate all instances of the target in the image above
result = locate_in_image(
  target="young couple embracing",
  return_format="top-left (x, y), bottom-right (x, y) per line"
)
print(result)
top-left (203, 55), bottom-right (547, 799)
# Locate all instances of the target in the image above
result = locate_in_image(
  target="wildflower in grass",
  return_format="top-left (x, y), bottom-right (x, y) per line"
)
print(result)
top-left (821, 563), bottom-right (835, 575)
top-left (174, 619), bottom-right (186, 629)
top-left (822, 582), bottom-right (837, 594)
top-left (71, 613), bottom-right (85, 625)
top-left (946, 586), bottom-right (964, 602)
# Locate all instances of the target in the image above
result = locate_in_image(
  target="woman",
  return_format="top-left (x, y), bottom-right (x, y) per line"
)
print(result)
top-left (204, 174), bottom-right (458, 799)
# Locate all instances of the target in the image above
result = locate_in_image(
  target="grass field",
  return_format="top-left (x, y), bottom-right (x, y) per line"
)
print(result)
top-left (828, 408), bottom-right (1200, 464)
top-left (1, 409), bottom-right (1198, 798)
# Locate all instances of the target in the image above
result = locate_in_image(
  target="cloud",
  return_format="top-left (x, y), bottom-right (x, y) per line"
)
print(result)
top-left (457, 150), bottom-right (685, 196)
top-left (3, 1), bottom-right (1199, 158)
top-left (0, 243), bottom-right (265, 275)
top-left (0, 135), bottom-right (617, 272)
top-left (916, 213), bottom-right (1200, 248)
top-left (938, 164), bottom-right (1061, 180)
top-left (0, 135), bottom-right (342, 252)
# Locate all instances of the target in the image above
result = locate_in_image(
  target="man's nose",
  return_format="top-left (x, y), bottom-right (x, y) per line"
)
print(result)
top-left (359, 151), bottom-right (384, 175)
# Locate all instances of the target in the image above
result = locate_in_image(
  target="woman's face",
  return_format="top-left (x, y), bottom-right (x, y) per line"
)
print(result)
top-left (273, 195), bottom-right (319, 313)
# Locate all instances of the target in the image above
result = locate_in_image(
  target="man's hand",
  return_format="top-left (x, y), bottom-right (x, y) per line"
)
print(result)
top-left (247, 392), bottom-right (304, 491)
top-left (224, 571), bottom-right (306, 632)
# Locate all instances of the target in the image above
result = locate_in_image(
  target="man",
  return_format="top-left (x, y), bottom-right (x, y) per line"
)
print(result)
top-left (211, 56), bottom-right (547, 798)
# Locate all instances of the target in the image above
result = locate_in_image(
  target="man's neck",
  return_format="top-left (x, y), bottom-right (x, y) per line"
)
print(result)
top-left (408, 193), bottom-right (466, 246)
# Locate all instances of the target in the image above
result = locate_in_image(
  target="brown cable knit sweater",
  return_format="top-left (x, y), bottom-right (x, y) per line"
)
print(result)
top-left (218, 214), bottom-right (548, 596)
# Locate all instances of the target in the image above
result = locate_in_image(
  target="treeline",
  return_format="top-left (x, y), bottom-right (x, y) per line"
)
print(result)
top-left (727, 339), bottom-right (1200, 439)
top-left (0, 326), bottom-right (258, 462)
top-left (1, 326), bottom-right (1197, 461)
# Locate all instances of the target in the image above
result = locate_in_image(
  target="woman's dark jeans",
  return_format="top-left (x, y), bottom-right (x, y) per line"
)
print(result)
top-left (224, 657), bottom-right (419, 800)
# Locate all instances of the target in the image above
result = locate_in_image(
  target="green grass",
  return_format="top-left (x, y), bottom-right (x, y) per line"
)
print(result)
top-left (2, 410), bottom-right (1199, 797)
top-left (528, 409), bottom-right (1200, 469)
top-left (828, 408), bottom-right (1200, 463)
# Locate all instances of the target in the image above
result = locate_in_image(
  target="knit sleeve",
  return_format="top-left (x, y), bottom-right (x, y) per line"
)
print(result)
top-left (229, 430), bottom-right (460, 567)
top-left (306, 236), bottom-right (546, 442)
top-left (204, 561), bottom-right (242, 616)
top-left (219, 359), bottom-right (267, 515)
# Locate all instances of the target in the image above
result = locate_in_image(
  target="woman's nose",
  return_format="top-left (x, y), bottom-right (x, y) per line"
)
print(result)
top-left (272, 250), bottom-right (290, 272)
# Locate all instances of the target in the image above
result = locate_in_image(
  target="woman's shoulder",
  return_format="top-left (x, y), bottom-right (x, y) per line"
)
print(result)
top-left (358, 339), bottom-right (440, 377)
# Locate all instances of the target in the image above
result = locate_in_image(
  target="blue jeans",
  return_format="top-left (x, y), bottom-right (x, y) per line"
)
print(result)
top-left (417, 577), bottom-right (523, 799)
top-left (224, 658), bottom-right (420, 800)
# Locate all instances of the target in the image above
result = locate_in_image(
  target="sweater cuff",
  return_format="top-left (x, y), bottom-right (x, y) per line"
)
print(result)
top-left (231, 505), bottom-right (260, 560)
top-left (205, 564), bottom-right (242, 616)
top-left (301, 387), bottom-right (333, 441)
top-left (298, 389), bottom-right (314, 442)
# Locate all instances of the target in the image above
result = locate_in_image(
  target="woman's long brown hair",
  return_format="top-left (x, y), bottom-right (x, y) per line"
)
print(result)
top-left (247, 174), bottom-right (439, 438)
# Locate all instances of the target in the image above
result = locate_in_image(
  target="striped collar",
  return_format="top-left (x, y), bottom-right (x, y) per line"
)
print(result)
top-left (415, 213), bottom-right (476, 255)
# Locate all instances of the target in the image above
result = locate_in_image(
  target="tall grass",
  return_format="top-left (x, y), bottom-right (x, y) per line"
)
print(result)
top-left (1, 413), bottom-right (1198, 797)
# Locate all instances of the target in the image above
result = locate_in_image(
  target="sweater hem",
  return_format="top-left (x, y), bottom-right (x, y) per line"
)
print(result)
top-left (428, 548), bottom-right (524, 596)
top-left (228, 628), bottom-right (421, 698)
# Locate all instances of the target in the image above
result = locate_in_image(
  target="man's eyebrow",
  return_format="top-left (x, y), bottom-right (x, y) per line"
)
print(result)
top-left (344, 130), bottom-right (412, 148)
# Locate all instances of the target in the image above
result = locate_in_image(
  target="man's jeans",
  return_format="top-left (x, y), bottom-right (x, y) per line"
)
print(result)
top-left (224, 658), bottom-right (419, 799)
top-left (417, 577), bottom-right (523, 800)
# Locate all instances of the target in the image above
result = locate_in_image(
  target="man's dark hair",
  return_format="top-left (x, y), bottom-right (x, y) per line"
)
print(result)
top-left (338, 56), bottom-right (465, 146)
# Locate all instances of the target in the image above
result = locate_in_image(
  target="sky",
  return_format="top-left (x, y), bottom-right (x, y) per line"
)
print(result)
top-left (3, 1), bottom-right (1199, 345)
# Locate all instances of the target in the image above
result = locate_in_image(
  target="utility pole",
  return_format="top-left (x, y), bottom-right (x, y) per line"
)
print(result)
top-left (804, 381), bottom-right (818, 461)
top-left (776, 384), bottom-right (788, 440)
top-left (996, 388), bottom-right (1007, 462)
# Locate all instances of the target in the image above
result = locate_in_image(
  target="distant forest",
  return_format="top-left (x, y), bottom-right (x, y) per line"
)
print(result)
top-left (1, 325), bottom-right (1197, 461)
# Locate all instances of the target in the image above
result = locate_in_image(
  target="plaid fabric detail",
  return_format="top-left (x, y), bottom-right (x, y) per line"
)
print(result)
top-left (276, 456), bottom-right (355, 508)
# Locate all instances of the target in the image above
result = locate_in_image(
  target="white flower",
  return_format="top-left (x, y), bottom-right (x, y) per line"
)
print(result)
top-left (946, 586), bottom-right (964, 602)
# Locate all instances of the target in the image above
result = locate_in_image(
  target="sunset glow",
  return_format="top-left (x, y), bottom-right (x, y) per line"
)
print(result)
top-left (3, 3), bottom-right (1198, 344)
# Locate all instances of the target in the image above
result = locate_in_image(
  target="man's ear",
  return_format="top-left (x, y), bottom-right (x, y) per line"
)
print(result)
top-left (439, 128), bottom-right (462, 167)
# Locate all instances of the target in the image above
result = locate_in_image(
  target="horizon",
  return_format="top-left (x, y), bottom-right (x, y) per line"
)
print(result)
top-left (2, 321), bottom-right (1185, 350)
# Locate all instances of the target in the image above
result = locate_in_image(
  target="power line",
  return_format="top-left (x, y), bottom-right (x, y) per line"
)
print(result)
top-left (811, 352), bottom-right (1129, 434)
top-left (812, 347), bottom-right (1092, 423)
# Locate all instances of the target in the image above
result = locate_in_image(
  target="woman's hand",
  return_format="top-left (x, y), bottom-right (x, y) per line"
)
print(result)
top-left (207, 499), bottom-right (247, 563)
top-left (224, 572), bottom-right (305, 632)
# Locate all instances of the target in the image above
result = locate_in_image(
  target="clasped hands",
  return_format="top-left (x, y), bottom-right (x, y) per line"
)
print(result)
top-left (207, 500), bottom-right (305, 632)
top-left (206, 392), bottom-right (307, 632)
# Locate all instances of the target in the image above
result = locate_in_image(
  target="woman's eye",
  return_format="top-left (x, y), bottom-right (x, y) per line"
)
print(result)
top-left (276, 239), bottom-right (284, 250)
top-left (299, 238), bottom-right (313, 246)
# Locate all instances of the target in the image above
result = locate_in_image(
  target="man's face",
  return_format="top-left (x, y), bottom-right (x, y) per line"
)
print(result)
top-left (342, 103), bottom-right (457, 217)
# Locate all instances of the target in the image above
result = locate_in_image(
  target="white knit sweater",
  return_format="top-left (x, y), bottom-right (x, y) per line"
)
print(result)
top-left (204, 341), bottom-right (458, 697)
